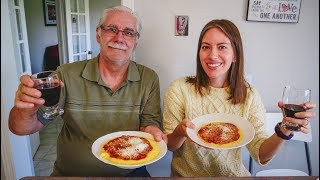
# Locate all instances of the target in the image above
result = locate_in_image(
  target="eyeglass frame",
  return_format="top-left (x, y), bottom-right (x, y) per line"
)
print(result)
top-left (99, 25), bottom-right (140, 40)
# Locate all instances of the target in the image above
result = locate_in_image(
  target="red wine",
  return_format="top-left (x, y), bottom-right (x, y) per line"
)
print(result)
top-left (283, 104), bottom-right (305, 131)
top-left (35, 83), bottom-right (61, 107)
top-left (283, 104), bottom-right (305, 118)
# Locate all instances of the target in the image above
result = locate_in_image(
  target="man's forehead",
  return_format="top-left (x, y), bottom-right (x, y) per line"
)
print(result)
top-left (104, 11), bottom-right (136, 29)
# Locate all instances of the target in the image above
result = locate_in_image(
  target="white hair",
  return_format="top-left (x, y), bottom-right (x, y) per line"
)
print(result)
top-left (97, 5), bottom-right (142, 34)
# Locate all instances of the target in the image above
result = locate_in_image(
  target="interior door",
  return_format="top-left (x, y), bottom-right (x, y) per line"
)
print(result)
top-left (65, 0), bottom-right (91, 63)
top-left (10, 0), bottom-right (40, 157)
top-left (11, 0), bottom-right (31, 75)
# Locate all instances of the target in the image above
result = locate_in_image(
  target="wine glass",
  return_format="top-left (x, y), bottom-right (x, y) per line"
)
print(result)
top-left (281, 86), bottom-right (311, 131)
top-left (32, 71), bottom-right (64, 119)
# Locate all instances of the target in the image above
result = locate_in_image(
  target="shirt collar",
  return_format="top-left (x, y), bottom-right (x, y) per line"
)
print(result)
top-left (126, 61), bottom-right (141, 82)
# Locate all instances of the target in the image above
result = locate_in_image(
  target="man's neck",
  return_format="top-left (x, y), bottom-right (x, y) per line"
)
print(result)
top-left (98, 57), bottom-right (130, 91)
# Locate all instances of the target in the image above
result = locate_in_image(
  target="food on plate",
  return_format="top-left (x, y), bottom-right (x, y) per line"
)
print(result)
top-left (100, 135), bottom-right (160, 165)
top-left (197, 122), bottom-right (242, 146)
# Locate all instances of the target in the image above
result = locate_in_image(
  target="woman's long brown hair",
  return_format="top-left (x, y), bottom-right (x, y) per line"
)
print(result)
top-left (186, 19), bottom-right (249, 104)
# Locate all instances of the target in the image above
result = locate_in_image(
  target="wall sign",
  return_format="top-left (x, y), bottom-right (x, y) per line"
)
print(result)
top-left (246, 0), bottom-right (301, 23)
top-left (175, 15), bottom-right (189, 36)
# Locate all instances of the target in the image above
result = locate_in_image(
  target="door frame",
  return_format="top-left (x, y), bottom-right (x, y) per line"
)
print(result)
top-left (2, 0), bottom-right (35, 178)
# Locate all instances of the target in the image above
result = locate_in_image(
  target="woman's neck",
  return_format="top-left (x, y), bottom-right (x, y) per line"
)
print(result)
top-left (209, 77), bottom-right (229, 88)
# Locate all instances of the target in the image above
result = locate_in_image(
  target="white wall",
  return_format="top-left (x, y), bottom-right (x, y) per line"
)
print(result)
top-left (134, 0), bottom-right (319, 175)
top-left (25, 0), bottom-right (58, 74)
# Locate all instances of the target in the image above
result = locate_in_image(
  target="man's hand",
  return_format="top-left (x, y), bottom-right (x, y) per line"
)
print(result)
top-left (140, 125), bottom-right (168, 143)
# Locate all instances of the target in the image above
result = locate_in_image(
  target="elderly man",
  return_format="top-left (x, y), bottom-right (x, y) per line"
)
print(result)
top-left (9, 5), bottom-right (166, 177)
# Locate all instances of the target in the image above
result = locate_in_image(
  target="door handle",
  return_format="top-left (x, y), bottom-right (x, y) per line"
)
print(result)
top-left (85, 50), bottom-right (92, 54)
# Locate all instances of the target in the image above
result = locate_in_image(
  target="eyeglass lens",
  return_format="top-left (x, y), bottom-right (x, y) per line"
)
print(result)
top-left (100, 26), bottom-right (138, 39)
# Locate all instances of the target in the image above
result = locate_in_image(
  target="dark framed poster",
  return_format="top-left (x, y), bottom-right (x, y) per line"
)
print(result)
top-left (43, 0), bottom-right (56, 26)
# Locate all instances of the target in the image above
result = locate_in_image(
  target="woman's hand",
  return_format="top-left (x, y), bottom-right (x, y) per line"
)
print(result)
top-left (172, 118), bottom-right (195, 138)
top-left (166, 119), bottom-right (195, 151)
top-left (278, 101), bottom-right (316, 134)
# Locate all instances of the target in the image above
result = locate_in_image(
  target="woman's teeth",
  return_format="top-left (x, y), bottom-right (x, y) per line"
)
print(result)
top-left (208, 63), bottom-right (221, 67)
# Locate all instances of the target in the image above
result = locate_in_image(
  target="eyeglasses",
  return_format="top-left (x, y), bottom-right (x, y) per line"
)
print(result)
top-left (100, 26), bottom-right (139, 40)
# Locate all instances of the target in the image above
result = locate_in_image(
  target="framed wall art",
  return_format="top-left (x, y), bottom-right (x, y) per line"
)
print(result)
top-left (246, 0), bottom-right (301, 23)
top-left (175, 15), bottom-right (189, 36)
top-left (43, 0), bottom-right (57, 26)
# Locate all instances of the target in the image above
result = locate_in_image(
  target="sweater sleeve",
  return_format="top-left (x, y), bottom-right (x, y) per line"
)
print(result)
top-left (245, 87), bottom-right (272, 165)
top-left (162, 78), bottom-right (187, 134)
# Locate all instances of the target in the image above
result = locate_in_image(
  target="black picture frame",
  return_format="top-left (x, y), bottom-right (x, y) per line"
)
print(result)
top-left (43, 0), bottom-right (56, 26)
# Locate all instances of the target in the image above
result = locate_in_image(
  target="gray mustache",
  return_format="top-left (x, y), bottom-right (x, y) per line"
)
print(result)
top-left (108, 42), bottom-right (128, 50)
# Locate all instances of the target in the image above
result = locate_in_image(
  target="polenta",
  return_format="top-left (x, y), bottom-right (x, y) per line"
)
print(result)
top-left (100, 135), bottom-right (160, 165)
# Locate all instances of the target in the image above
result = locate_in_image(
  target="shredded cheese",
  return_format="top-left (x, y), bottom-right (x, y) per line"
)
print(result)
top-left (128, 137), bottom-right (144, 145)
top-left (119, 137), bottom-right (148, 158)
top-left (217, 124), bottom-right (231, 132)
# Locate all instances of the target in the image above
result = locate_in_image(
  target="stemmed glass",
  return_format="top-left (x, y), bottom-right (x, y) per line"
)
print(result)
top-left (281, 86), bottom-right (311, 131)
top-left (32, 71), bottom-right (64, 119)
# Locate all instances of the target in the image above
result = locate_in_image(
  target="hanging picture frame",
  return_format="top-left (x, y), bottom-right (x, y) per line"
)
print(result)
top-left (43, 0), bottom-right (57, 26)
top-left (175, 15), bottom-right (189, 36)
top-left (246, 0), bottom-right (301, 23)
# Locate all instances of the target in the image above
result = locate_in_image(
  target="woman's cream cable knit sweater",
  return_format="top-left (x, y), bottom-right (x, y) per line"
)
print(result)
top-left (163, 77), bottom-right (271, 177)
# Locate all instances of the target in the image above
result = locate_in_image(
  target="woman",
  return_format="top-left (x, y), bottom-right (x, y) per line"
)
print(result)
top-left (162, 19), bottom-right (316, 177)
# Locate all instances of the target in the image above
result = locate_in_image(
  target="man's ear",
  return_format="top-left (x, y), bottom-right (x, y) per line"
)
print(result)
top-left (96, 28), bottom-right (101, 44)
top-left (96, 35), bottom-right (101, 44)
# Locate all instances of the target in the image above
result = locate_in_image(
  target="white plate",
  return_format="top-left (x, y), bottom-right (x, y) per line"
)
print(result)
top-left (186, 113), bottom-right (255, 149)
top-left (91, 131), bottom-right (167, 169)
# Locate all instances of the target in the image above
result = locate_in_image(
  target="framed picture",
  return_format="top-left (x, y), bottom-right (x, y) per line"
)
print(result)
top-left (175, 15), bottom-right (189, 36)
top-left (246, 0), bottom-right (301, 23)
top-left (43, 0), bottom-right (56, 26)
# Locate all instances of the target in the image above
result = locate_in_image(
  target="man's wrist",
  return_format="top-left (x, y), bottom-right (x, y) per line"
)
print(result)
top-left (37, 109), bottom-right (53, 126)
